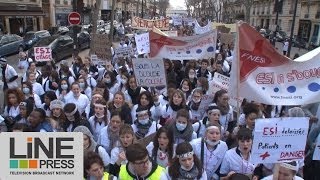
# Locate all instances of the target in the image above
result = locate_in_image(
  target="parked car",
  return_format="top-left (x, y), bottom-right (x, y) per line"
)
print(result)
top-left (23, 30), bottom-right (51, 50)
top-left (0, 34), bottom-right (24, 57)
top-left (28, 35), bottom-right (74, 64)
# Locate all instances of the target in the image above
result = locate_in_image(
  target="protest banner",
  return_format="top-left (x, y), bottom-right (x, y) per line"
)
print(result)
top-left (220, 33), bottom-right (235, 45)
top-left (251, 117), bottom-right (309, 164)
top-left (150, 30), bottom-right (217, 60)
top-left (163, 31), bottom-right (178, 37)
top-left (313, 137), bottom-right (320, 160)
top-left (132, 58), bottom-right (166, 87)
top-left (229, 22), bottom-right (320, 105)
top-left (90, 54), bottom-right (105, 66)
top-left (135, 32), bottom-right (150, 54)
top-left (194, 20), bottom-right (212, 35)
top-left (172, 16), bottom-right (183, 26)
top-left (34, 47), bottom-right (52, 61)
top-left (131, 16), bottom-right (169, 30)
top-left (90, 33), bottom-right (111, 61)
top-left (114, 46), bottom-right (133, 57)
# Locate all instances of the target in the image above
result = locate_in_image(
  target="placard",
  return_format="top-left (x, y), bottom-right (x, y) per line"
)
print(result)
top-left (251, 117), bottom-right (309, 164)
top-left (132, 58), bottom-right (166, 87)
top-left (114, 46), bottom-right (133, 57)
top-left (220, 33), bottom-right (235, 45)
top-left (172, 16), bottom-right (183, 26)
top-left (209, 73), bottom-right (230, 95)
top-left (135, 32), bottom-right (150, 54)
top-left (90, 54), bottom-right (105, 66)
top-left (90, 33), bottom-right (111, 61)
top-left (34, 47), bottom-right (52, 62)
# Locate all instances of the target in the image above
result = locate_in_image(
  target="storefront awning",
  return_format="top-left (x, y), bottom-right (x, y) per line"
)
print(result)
top-left (0, 12), bottom-right (45, 16)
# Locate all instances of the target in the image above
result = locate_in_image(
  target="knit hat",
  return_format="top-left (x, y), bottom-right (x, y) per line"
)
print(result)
top-left (50, 100), bottom-right (65, 110)
top-left (73, 126), bottom-right (97, 153)
top-left (60, 60), bottom-right (68, 66)
top-left (207, 103), bottom-right (220, 113)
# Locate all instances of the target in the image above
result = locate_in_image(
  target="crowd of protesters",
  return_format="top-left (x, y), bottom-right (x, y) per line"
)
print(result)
top-left (0, 17), bottom-right (319, 180)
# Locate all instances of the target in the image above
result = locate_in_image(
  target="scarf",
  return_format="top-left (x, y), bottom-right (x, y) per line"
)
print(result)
top-left (107, 125), bottom-right (119, 153)
top-left (134, 120), bottom-right (152, 139)
top-left (189, 101), bottom-right (200, 111)
top-left (171, 123), bottom-right (193, 142)
top-left (178, 165), bottom-right (199, 179)
top-left (171, 103), bottom-right (184, 112)
top-left (217, 103), bottom-right (230, 115)
top-left (127, 87), bottom-right (141, 104)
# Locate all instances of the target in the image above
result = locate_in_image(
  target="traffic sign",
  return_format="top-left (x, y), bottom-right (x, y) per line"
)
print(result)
top-left (68, 12), bottom-right (81, 25)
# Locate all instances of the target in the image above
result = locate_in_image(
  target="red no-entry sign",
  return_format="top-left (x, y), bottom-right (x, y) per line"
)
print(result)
top-left (68, 12), bottom-right (81, 25)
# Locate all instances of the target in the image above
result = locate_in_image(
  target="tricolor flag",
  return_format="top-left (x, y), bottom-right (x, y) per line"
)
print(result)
top-left (229, 22), bottom-right (320, 105)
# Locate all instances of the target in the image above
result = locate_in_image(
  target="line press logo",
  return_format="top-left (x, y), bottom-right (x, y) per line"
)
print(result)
top-left (0, 132), bottom-right (83, 180)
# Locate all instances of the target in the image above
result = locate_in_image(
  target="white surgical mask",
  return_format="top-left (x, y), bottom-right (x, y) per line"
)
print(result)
top-left (182, 87), bottom-right (189, 92)
top-left (121, 79), bottom-right (127, 84)
top-left (61, 84), bottom-right (68, 90)
top-left (176, 123), bottom-right (187, 131)
top-left (181, 162), bottom-right (194, 171)
top-left (79, 82), bottom-right (85, 89)
top-left (206, 139), bottom-right (219, 147)
top-left (139, 118), bottom-right (149, 125)
top-left (193, 98), bottom-right (201, 103)
top-left (22, 87), bottom-right (30, 94)
top-left (189, 74), bottom-right (195, 79)
top-left (95, 114), bottom-right (105, 119)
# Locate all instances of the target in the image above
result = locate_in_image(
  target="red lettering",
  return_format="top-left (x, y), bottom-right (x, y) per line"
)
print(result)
top-left (280, 151), bottom-right (305, 159)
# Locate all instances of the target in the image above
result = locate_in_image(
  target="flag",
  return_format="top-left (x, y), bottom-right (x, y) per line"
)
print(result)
top-left (229, 22), bottom-right (320, 105)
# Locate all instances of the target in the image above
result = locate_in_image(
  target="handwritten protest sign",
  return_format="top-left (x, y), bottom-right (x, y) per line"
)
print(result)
top-left (90, 54), bottom-right (105, 66)
top-left (132, 58), bottom-right (166, 87)
top-left (209, 73), bottom-right (230, 95)
top-left (313, 136), bottom-right (320, 160)
top-left (251, 117), bottom-right (309, 164)
top-left (135, 32), bottom-right (150, 54)
top-left (216, 25), bottom-right (231, 33)
top-left (220, 33), bottom-right (235, 45)
top-left (114, 47), bottom-right (133, 57)
top-left (34, 47), bottom-right (52, 61)
top-left (183, 17), bottom-right (195, 26)
top-left (90, 34), bottom-right (111, 61)
top-left (131, 16), bottom-right (169, 30)
top-left (150, 30), bottom-right (217, 60)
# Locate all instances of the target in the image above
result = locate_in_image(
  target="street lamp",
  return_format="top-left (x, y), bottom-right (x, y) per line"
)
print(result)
top-left (287, 0), bottom-right (298, 57)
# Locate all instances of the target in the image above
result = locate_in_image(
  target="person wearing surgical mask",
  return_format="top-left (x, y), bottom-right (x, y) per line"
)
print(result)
top-left (21, 81), bottom-right (42, 108)
top-left (185, 68), bottom-right (197, 89)
top-left (56, 79), bottom-right (71, 103)
top-left (78, 77), bottom-right (92, 99)
top-left (188, 88), bottom-right (204, 123)
top-left (166, 141), bottom-right (207, 179)
top-left (63, 103), bottom-right (92, 133)
top-left (27, 72), bottom-right (45, 97)
top-left (131, 105), bottom-right (161, 140)
top-left (169, 109), bottom-right (197, 144)
top-left (191, 124), bottom-right (228, 180)
top-left (103, 71), bottom-right (120, 95)
top-left (118, 72), bottom-right (129, 93)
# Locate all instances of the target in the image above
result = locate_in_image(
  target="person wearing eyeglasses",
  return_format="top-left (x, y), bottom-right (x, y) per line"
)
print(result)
top-left (118, 143), bottom-right (167, 180)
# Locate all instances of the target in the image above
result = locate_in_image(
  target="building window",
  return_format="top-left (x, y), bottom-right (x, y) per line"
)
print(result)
top-left (63, 0), bottom-right (68, 5)
top-left (55, 0), bottom-right (60, 5)
top-left (30, 0), bottom-right (36, 2)
top-left (288, 20), bottom-right (292, 32)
